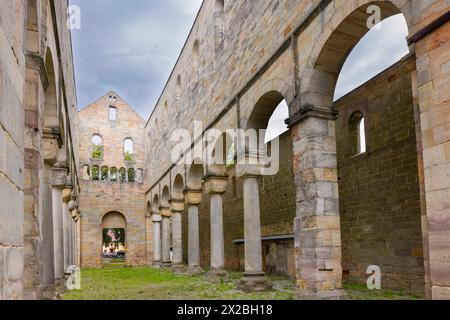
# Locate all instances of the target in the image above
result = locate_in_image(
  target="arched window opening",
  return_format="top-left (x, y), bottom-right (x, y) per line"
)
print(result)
top-left (91, 166), bottom-right (100, 181)
top-left (265, 99), bottom-right (289, 143)
top-left (124, 138), bottom-right (134, 162)
top-left (101, 166), bottom-right (109, 182)
top-left (110, 167), bottom-right (118, 182)
top-left (193, 40), bottom-right (200, 84)
top-left (109, 106), bottom-right (117, 121)
top-left (176, 75), bottom-right (182, 109)
top-left (357, 117), bottom-right (367, 154)
top-left (92, 134), bottom-right (103, 159)
top-left (128, 168), bottom-right (135, 183)
top-left (349, 112), bottom-right (367, 156)
top-left (334, 14), bottom-right (409, 100)
top-left (214, 0), bottom-right (225, 49)
top-left (119, 168), bottom-right (126, 183)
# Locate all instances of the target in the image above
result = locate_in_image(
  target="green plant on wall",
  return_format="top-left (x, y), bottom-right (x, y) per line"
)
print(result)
top-left (124, 151), bottom-right (133, 162)
top-left (92, 145), bottom-right (103, 159)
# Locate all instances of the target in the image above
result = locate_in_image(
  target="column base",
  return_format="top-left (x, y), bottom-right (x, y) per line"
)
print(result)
top-left (186, 265), bottom-right (204, 275)
top-left (152, 261), bottom-right (162, 268)
top-left (295, 289), bottom-right (348, 301)
top-left (41, 284), bottom-right (59, 300)
top-left (206, 268), bottom-right (229, 283)
top-left (171, 263), bottom-right (187, 274)
top-left (237, 272), bottom-right (272, 292)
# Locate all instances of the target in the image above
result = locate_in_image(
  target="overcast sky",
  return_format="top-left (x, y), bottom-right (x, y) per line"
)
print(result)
top-left (70, 1), bottom-right (409, 129)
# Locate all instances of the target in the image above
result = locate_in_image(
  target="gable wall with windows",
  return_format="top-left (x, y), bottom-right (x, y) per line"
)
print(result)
top-left (78, 92), bottom-right (149, 268)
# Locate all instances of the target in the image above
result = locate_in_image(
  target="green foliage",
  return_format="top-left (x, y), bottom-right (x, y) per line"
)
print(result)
top-left (124, 151), bottom-right (133, 162)
top-left (119, 168), bottom-right (126, 183)
top-left (91, 166), bottom-right (100, 180)
top-left (102, 228), bottom-right (126, 247)
top-left (128, 169), bottom-right (135, 183)
top-left (92, 145), bottom-right (103, 159)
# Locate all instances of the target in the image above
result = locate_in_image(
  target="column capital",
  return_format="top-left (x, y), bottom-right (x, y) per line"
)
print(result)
top-left (235, 148), bottom-right (266, 178)
top-left (43, 127), bottom-right (62, 165)
top-left (151, 213), bottom-right (162, 223)
top-left (51, 165), bottom-right (69, 189)
top-left (286, 104), bottom-right (338, 128)
top-left (204, 174), bottom-right (228, 195)
top-left (170, 199), bottom-right (185, 213)
top-left (159, 206), bottom-right (172, 218)
top-left (62, 188), bottom-right (73, 203)
top-left (184, 189), bottom-right (202, 205)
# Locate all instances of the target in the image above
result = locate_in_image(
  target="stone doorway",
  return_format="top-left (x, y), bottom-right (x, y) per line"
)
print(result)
top-left (101, 212), bottom-right (127, 267)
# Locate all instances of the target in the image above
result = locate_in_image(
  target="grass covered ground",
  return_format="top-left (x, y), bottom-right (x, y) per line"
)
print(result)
top-left (62, 266), bottom-right (424, 300)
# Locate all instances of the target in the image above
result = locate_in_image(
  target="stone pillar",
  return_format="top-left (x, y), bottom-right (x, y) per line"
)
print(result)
top-left (41, 164), bottom-right (55, 292)
top-left (40, 129), bottom-right (62, 297)
top-left (152, 212), bottom-right (162, 266)
top-left (51, 166), bottom-right (68, 289)
top-left (62, 189), bottom-right (72, 272)
top-left (204, 175), bottom-right (228, 282)
top-left (170, 199), bottom-right (186, 273)
top-left (185, 189), bottom-right (204, 275)
top-left (289, 106), bottom-right (345, 300)
top-left (68, 197), bottom-right (78, 267)
top-left (160, 207), bottom-right (172, 267)
top-left (414, 18), bottom-right (450, 300)
top-left (236, 149), bottom-right (271, 292)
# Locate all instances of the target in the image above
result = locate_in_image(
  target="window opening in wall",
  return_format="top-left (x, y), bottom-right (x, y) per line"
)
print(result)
top-left (110, 167), bottom-right (118, 182)
top-left (119, 167), bottom-right (126, 183)
top-left (109, 106), bottom-right (117, 121)
top-left (92, 134), bottom-right (103, 159)
top-left (92, 166), bottom-right (100, 181)
top-left (124, 138), bottom-right (134, 162)
top-left (101, 166), bottom-right (109, 182)
top-left (128, 168), bottom-right (135, 183)
top-left (358, 117), bottom-right (367, 154)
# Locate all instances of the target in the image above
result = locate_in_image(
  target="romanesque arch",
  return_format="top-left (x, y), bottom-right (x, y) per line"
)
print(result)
top-left (300, 1), bottom-right (408, 107)
top-left (290, 0), bottom-right (429, 298)
top-left (101, 212), bottom-right (127, 266)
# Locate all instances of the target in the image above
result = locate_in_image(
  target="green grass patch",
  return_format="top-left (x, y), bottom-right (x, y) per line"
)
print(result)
top-left (62, 267), bottom-right (294, 300)
top-left (62, 267), bottom-right (425, 300)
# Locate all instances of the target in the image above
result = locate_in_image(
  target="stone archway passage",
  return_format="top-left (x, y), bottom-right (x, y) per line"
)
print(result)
top-left (101, 212), bottom-right (127, 267)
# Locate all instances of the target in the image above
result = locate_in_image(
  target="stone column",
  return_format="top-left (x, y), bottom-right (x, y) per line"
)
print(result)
top-left (40, 129), bottom-right (62, 297)
top-left (236, 149), bottom-right (271, 292)
top-left (160, 206), bottom-right (172, 267)
top-left (62, 189), bottom-right (72, 272)
top-left (68, 197), bottom-right (78, 267)
top-left (152, 212), bottom-right (162, 266)
top-left (414, 18), bottom-right (450, 300)
top-left (170, 199), bottom-right (186, 273)
top-left (185, 189), bottom-right (204, 275)
top-left (41, 164), bottom-right (55, 291)
top-left (289, 105), bottom-right (345, 300)
top-left (204, 175), bottom-right (228, 282)
top-left (51, 165), bottom-right (68, 290)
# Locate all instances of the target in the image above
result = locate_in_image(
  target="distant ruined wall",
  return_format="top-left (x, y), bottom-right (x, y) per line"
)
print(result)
top-left (335, 57), bottom-right (425, 293)
top-left (78, 93), bottom-right (148, 268)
